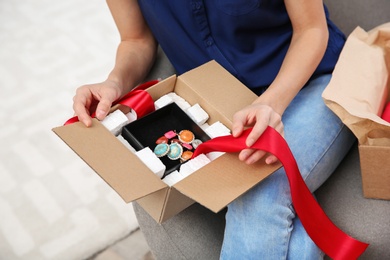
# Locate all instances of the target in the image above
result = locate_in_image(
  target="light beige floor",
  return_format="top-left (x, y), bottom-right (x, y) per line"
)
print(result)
top-left (90, 229), bottom-right (153, 260)
top-left (0, 1), bottom-right (153, 259)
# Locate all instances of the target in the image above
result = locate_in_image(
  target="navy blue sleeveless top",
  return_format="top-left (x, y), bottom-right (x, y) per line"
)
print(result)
top-left (138, 0), bottom-right (345, 93)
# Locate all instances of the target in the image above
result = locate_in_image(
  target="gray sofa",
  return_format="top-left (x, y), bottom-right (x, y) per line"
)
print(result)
top-left (134, 1), bottom-right (390, 259)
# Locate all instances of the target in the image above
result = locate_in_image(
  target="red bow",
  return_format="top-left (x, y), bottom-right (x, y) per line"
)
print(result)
top-left (64, 80), bottom-right (158, 125)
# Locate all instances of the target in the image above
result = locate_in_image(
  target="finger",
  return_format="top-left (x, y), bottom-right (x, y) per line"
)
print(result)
top-left (95, 97), bottom-right (113, 120)
top-left (73, 93), bottom-right (93, 127)
top-left (239, 148), bottom-right (267, 164)
top-left (265, 154), bottom-right (279, 164)
top-left (232, 111), bottom-right (246, 138)
top-left (95, 86), bottom-right (122, 120)
top-left (246, 117), bottom-right (268, 147)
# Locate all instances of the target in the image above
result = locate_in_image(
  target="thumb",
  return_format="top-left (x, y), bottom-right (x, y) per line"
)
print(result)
top-left (95, 98), bottom-right (113, 120)
top-left (232, 115), bottom-right (246, 138)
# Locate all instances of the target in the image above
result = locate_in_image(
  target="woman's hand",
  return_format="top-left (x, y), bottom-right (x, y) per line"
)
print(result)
top-left (72, 0), bottom-right (157, 127)
top-left (73, 79), bottom-right (123, 127)
top-left (232, 102), bottom-right (284, 165)
top-left (231, 0), bottom-right (328, 165)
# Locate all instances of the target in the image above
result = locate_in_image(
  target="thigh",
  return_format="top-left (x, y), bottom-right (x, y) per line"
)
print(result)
top-left (221, 74), bottom-right (355, 259)
top-left (282, 74), bottom-right (356, 191)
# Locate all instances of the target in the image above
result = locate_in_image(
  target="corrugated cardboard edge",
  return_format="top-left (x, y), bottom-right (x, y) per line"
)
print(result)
top-left (160, 188), bottom-right (195, 223)
top-left (136, 188), bottom-right (171, 222)
top-left (359, 145), bottom-right (390, 200)
top-left (175, 153), bottom-right (281, 213)
top-left (177, 60), bottom-right (258, 128)
top-left (52, 119), bottom-right (168, 202)
top-left (135, 185), bottom-right (195, 223)
top-left (146, 75), bottom-right (177, 100)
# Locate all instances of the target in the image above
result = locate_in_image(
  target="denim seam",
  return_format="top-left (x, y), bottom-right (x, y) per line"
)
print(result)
top-left (283, 205), bottom-right (295, 260)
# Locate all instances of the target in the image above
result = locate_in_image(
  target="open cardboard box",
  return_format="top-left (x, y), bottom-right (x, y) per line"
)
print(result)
top-left (323, 24), bottom-right (390, 200)
top-left (53, 61), bottom-right (281, 222)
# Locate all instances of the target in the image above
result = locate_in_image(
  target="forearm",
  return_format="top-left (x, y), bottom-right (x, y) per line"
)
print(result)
top-left (105, 0), bottom-right (158, 95)
top-left (256, 27), bottom-right (328, 116)
top-left (107, 36), bottom-right (157, 95)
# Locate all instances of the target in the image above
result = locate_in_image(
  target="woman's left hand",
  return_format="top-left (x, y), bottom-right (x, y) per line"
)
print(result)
top-left (232, 102), bottom-right (284, 165)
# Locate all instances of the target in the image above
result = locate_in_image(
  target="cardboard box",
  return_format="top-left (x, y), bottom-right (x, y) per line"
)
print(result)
top-left (53, 61), bottom-right (281, 222)
top-left (121, 102), bottom-right (211, 177)
top-left (322, 25), bottom-right (390, 200)
top-left (359, 145), bottom-right (390, 200)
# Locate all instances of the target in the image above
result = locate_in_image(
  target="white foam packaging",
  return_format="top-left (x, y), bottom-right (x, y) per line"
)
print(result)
top-left (186, 103), bottom-right (210, 125)
top-left (101, 110), bottom-right (130, 136)
top-left (135, 147), bottom-right (166, 178)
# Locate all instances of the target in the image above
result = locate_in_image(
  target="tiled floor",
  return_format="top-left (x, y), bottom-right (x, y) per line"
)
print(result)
top-left (90, 229), bottom-right (154, 260)
top-left (0, 1), bottom-right (155, 259)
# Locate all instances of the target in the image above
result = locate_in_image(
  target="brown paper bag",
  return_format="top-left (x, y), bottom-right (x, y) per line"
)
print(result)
top-left (322, 23), bottom-right (390, 200)
top-left (322, 23), bottom-right (390, 146)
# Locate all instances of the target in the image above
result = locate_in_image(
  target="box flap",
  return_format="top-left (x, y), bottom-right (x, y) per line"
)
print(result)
top-left (52, 119), bottom-right (167, 202)
top-left (136, 188), bottom-right (171, 222)
top-left (146, 75), bottom-right (177, 100)
top-left (177, 60), bottom-right (258, 128)
top-left (136, 186), bottom-right (194, 223)
top-left (160, 188), bottom-right (195, 223)
top-left (174, 153), bottom-right (281, 212)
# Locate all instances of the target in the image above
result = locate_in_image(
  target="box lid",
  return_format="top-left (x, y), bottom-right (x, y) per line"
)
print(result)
top-left (174, 153), bottom-right (281, 212)
top-left (52, 119), bottom-right (167, 202)
top-left (176, 60), bottom-right (259, 128)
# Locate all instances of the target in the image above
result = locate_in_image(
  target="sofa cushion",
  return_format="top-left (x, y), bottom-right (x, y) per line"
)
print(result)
top-left (316, 144), bottom-right (390, 259)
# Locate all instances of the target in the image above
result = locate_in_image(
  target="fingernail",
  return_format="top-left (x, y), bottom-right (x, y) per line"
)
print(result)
top-left (232, 127), bottom-right (239, 137)
top-left (246, 158), bottom-right (254, 165)
top-left (83, 119), bottom-right (91, 127)
top-left (265, 157), bottom-right (274, 164)
top-left (239, 151), bottom-right (248, 161)
top-left (246, 138), bottom-right (254, 147)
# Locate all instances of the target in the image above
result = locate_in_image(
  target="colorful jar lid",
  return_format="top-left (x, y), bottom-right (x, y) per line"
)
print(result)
top-left (180, 151), bottom-right (193, 162)
top-left (164, 130), bottom-right (177, 139)
top-left (181, 142), bottom-right (193, 150)
top-left (178, 130), bottom-right (195, 144)
top-left (156, 136), bottom-right (169, 144)
top-left (170, 138), bottom-right (180, 143)
top-left (167, 143), bottom-right (183, 160)
top-left (191, 139), bottom-right (203, 149)
top-left (154, 143), bottom-right (170, 157)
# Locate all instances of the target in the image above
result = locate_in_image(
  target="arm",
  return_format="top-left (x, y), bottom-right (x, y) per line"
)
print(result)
top-left (73, 0), bottom-right (157, 126)
top-left (232, 0), bottom-right (328, 164)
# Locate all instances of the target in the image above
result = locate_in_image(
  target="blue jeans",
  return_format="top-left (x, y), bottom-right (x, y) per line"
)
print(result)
top-left (220, 74), bottom-right (355, 259)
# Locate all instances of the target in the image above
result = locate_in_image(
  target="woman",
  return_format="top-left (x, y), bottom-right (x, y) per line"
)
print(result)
top-left (73, 0), bottom-right (354, 258)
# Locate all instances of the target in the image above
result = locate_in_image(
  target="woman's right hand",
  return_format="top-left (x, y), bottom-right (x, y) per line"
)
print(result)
top-left (72, 79), bottom-right (123, 127)
top-left (72, 0), bottom-right (157, 127)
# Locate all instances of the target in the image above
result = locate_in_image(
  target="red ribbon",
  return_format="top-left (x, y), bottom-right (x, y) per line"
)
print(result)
top-left (64, 80), bottom-right (158, 125)
top-left (193, 127), bottom-right (369, 259)
top-left (382, 102), bottom-right (390, 123)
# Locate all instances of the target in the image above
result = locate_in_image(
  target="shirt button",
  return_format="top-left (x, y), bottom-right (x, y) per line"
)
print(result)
top-left (206, 40), bottom-right (213, 46)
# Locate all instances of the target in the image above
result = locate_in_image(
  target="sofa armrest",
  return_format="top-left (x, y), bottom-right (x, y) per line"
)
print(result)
top-left (324, 0), bottom-right (389, 35)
